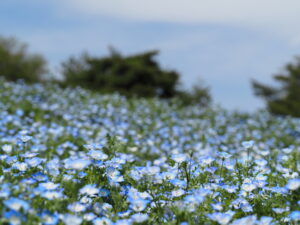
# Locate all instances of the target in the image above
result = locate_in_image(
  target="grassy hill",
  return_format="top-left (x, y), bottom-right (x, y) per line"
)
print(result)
top-left (0, 79), bottom-right (299, 224)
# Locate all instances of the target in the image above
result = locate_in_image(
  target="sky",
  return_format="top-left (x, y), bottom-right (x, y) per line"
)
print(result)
top-left (1, 0), bottom-right (300, 111)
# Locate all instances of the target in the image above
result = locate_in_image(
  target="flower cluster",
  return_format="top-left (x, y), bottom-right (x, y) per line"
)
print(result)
top-left (0, 79), bottom-right (299, 224)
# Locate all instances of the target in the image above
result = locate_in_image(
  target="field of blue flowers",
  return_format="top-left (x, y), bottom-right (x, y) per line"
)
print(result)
top-left (0, 79), bottom-right (299, 225)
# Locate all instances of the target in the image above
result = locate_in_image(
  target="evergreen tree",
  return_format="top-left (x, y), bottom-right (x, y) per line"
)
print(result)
top-left (252, 56), bottom-right (300, 117)
top-left (62, 49), bottom-right (179, 98)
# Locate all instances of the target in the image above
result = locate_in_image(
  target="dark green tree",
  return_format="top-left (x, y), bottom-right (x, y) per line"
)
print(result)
top-left (252, 56), bottom-right (300, 117)
top-left (176, 82), bottom-right (211, 106)
top-left (0, 36), bottom-right (47, 83)
top-left (62, 48), bottom-right (179, 98)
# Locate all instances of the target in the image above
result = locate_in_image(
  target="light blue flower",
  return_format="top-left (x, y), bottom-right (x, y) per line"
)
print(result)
top-left (4, 198), bottom-right (29, 212)
top-left (289, 211), bottom-right (300, 221)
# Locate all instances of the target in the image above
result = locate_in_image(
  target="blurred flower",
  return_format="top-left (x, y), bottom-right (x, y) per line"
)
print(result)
top-left (286, 178), bottom-right (300, 190)
top-left (4, 198), bottom-right (29, 212)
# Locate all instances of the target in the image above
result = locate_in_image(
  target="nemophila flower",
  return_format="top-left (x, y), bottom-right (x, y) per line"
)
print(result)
top-left (39, 182), bottom-right (59, 190)
top-left (272, 208), bottom-right (288, 214)
top-left (0, 184), bottom-right (11, 198)
top-left (99, 188), bottom-right (110, 197)
top-left (19, 135), bottom-right (32, 143)
top-left (231, 198), bottom-right (250, 210)
top-left (211, 202), bottom-right (223, 211)
top-left (171, 189), bottom-right (185, 198)
top-left (0, 154), bottom-right (8, 161)
top-left (80, 196), bottom-right (93, 204)
top-left (114, 219), bottom-right (132, 225)
top-left (282, 147), bottom-right (293, 154)
top-left (61, 214), bottom-right (82, 225)
top-left (268, 186), bottom-right (288, 194)
top-left (88, 150), bottom-right (108, 160)
top-left (25, 157), bottom-right (44, 167)
top-left (64, 158), bottom-right (91, 170)
top-left (40, 212), bottom-right (59, 225)
top-left (257, 216), bottom-right (273, 225)
top-left (224, 160), bottom-right (235, 170)
top-left (131, 213), bottom-right (148, 223)
top-left (222, 185), bottom-right (238, 193)
top-left (93, 217), bottom-right (112, 225)
top-left (2, 144), bottom-right (12, 153)
top-left (106, 167), bottom-right (124, 184)
top-left (3, 210), bottom-right (24, 225)
top-left (78, 171), bottom-right (87, 178)
top-left (84, 143), bottom-right (104, 150)
top-left (253, 179), bottom-right (268, 188)
top-left (62, 174), bottom-right (74, 181)
top-left (241, 202), bottom-right (253, 213)
top-left (41, 191), bottom-right (64, 200)
top-left (68, 202), bottom-right (87, 213)
top-left (130, 199), bottom-right (148, 212)
top-left (171, 153), bottom-right (187, 163)
top-left (93, 202), bottom-right (113, 215)
top-left (21, 178), bottom-right (36, 185)
top-left (118, 210), bottom-right (132, 218)
top-left (80, 184), bottom-right (99, 197)
top-left (289, 211), bottom-right (300, 221)
top-left (6, 156), bottom-right (18, 164)
top-left (145, 165), bottom-right (160, 175)
top-left (206, 211), bottom-right (235, 225)
top-left (254, 159), bottom-right (268, 167)
top-left (205, 166), bottom-right (218, 173)
top-left (169, 179), bottom-right (187, 188)
top-left (160, 171), bottom-right (176, 180)
top-left (241, 182), bottom-right (257, 192)
top-left (242, 140), bottom-right (254, 149)
top-left (256, 173), bottom-right (268, 181)
top-left (109, 156), bottom-right (127, 165)
top-left (129, 169), bottom-right (143, 181)
top-left (184, 195), bottom-right (204, 206)
top-left (46, 158), bottom-right (60, 176)
top-left (230, 215), bottom-right (257, 225)
top-left (83, 212), bottom-right (96, 221)
top-left (286, 178), bottom-right (300, 190)
top-left (12, 162), bottom-right (28, 172)
top-left (219, 152), bottom-right (232, 159)
top-left (21, 152), bottom-right (38, 158)
top-left (199, 156), bottom-right (214, 165)
top-left (4, 198), bottom-right (29, 212)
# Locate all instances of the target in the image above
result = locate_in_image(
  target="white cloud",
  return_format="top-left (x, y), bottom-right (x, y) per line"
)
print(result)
top-left (56, 0), bottom-right (300, 48)
top-left (61, 0), bottom-right (300, 29)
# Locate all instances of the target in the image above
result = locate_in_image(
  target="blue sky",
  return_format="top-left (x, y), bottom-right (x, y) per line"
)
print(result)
top-left (2, 0), bottom-right (300, 111)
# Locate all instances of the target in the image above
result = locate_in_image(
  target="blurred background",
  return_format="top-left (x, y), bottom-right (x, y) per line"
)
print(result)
top-left (2, 0), bottom-right (300, 112)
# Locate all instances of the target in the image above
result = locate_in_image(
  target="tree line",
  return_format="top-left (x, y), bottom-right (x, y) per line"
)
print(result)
top-left (0, 36), bottom-right (210, 107)
top-left (1, 35), bottom-right (300, 117)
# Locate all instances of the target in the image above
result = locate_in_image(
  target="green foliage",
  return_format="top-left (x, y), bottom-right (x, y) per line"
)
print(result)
top-left (61, 49), bottom-right (179, 98)
top-left (61, 48), bottom-right (211, 106)
top-left (175, 83), bottom-right (211, 106)
top-left (252, 56), bottom-right (300, 117)
top-left (0, 36), bottom-right (47, 83)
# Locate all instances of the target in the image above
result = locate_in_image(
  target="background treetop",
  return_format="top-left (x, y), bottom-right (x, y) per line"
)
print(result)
top-left (252, 56), bottom-right (300, 117)
top-left (61, 48), bottom-right (211, 106)
top-left (0, 36), bottom-right (47, 83)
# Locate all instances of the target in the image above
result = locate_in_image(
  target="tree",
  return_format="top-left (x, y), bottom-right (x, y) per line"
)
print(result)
top-left (176, 83), bottom-right (211, 106)
top-left (0, 36), bottom-right (47, 83)
top-left (252, 56), bottom-right (300, 117)
top-left (62, 48), bottom-right (179, 98)
top-left (61, 48), bottom-right (211, 105)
